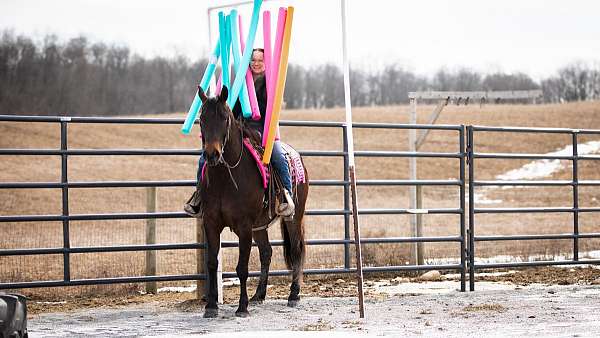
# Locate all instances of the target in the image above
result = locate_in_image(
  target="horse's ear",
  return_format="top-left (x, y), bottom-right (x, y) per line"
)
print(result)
top-left (197, 85), bottom-right (208, 104)
top-left (218, 86), bottom-right (228, 103)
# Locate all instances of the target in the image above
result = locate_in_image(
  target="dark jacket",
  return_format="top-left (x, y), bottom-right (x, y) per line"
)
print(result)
top-left (232, 74), bottom-right (267, 135)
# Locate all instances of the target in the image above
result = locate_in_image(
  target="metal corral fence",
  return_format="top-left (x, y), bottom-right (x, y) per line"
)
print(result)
top-left (467, 125), bottom-right (600, 290)
top-left (0, 115), bottom-right (467, 292)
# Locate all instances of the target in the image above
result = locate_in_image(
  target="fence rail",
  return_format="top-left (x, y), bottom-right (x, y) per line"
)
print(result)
top-left (5, 115), bottom-right (600, 293)
top-left (0, 115), bottom-right (466, 292)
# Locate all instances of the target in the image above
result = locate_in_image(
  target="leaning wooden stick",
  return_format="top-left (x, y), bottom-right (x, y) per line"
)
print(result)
top-left (350, 166), bottom-right (365, 318)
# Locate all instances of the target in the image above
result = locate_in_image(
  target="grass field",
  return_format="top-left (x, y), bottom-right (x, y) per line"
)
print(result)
top-left (1, 101), bottom-right (600, 296)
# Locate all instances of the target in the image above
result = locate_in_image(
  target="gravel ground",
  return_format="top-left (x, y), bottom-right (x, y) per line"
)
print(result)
top-left (28, 280), bottom-right (600, 338)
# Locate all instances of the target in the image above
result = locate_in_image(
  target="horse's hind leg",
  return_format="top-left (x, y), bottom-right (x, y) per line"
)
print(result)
top-left (283, 217), bottom-right (305, 308)
top-left (250, 229), bottom-right (272, 303)
top-left (235, 228), bottom-right (253, 317)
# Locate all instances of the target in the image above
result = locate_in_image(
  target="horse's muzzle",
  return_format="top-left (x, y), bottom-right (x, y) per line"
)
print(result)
top-left (204, 142), bottom-right (223, 166)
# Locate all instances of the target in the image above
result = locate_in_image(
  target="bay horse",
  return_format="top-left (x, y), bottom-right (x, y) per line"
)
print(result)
top-left (197, 86), bottom-right (309, 318)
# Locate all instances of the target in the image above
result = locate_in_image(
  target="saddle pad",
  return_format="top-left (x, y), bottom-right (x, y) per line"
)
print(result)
top-left (243, 138), bottom-right (269, 188)
top-left (280, 143), bottom-right (306, 185)
top-left (200, 140), bottom-right (303, 190)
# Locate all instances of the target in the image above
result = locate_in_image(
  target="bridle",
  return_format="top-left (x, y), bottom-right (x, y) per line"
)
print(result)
top-left (205, 112), bottom-right (244, 190)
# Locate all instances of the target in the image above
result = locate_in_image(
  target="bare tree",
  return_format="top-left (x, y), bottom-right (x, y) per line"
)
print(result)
top-left (1, 31), bottom-right (598, 115)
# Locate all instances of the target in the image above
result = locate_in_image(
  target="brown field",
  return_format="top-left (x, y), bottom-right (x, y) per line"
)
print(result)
top-left (1, 101), bottom-right (600, 297)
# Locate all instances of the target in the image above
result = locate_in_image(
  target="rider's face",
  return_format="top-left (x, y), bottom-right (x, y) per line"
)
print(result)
top-left (250, 50), bottom-right (265, 76)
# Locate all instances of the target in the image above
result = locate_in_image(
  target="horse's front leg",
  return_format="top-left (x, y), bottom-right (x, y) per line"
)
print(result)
top-left (235, 227), bottom-right (253, 317)
top-left (203, 224), bottom-right (221, 318)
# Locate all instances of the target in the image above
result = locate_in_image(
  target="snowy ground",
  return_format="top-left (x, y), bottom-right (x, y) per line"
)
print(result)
top-left (29, 281), bottom-right (600, 338)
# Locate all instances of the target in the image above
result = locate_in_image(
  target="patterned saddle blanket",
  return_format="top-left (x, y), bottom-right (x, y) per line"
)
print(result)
top-left (244, 138), bottom-right (306, 189)
top-left (200, 138), bottom-right (305, 190)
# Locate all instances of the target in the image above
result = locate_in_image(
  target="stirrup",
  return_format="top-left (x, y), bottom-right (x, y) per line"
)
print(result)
top-left (277, 190), bottom-right (295, 217)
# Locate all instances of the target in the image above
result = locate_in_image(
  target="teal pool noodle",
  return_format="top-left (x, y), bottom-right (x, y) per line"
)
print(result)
top-left (181, 40), bottom-right (221, 135)
top-left (227, 0), bottom-right (263, 108)
top-left (229, 9), bottom-right (252, 118)
top-left (219, 12), bottom-right (231, 90)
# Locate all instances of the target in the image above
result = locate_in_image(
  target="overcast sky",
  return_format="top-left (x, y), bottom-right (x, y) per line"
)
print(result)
top-left (2, 0), bottom-right (599, 80)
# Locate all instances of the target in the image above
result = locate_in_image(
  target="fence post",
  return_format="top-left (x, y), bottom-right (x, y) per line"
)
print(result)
top-left (60, 120), bottom-right (71, 283)
top-left (467, 126), bottom-right (475, 291)
top-left (572, 132), bottom-right (579, 261)
top-left (409, 98), bottom-right (423, 266)
top-left (459, 126), bottom-right (467, 292)
top-left (416, 185), bottom-right (424, 264)
top-left (145, 187), bottom-right (157, 294)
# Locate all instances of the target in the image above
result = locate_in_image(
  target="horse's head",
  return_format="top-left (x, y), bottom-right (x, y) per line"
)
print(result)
top-left (198, 86), bottom-right (233, 166)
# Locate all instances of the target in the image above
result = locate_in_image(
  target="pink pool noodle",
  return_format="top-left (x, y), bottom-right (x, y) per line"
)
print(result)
top-left (263, 11), bottom-right (272, 102)
top-left (238, 16), bottom-right (261, 121)
top-left (262, 7), bottom-right (286, 147)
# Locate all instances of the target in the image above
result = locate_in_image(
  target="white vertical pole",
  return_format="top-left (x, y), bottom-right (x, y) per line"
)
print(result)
top-left (207, 9), bottom-right (216, 95)
top-left (341, 0), bottom-right (365, 319)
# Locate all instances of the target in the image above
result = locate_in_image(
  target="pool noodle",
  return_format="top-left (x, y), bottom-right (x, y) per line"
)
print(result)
top-left (262, 7), bottom-right (287, 148)
top-left (181, 40), bottom-right (221, 134)
top-left (219, 12), bottom-right (231, 90)
top-left (263, 6), bottom-right (294, 164)
top-left (229, 10), bottom-right (252, 118)
top-left (262, 11), bottom-right (272, 101)
top-left (226, 0), bottom-right (263, 109)
top-left (239, 15), bottom-right (261, 121)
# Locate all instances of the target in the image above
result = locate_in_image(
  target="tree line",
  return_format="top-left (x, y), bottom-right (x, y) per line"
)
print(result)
top-left (1, 31), bottom-right (599, 116)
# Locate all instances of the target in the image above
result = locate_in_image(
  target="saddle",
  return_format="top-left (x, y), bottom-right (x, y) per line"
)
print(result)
top-left (244, 137), bottom-right (306, 221)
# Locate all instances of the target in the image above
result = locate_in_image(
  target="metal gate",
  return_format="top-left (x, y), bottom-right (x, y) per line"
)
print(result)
top-left (0, 114), bottom-right (471, 292)
top-left (467, 125), bottom-right (600, 290)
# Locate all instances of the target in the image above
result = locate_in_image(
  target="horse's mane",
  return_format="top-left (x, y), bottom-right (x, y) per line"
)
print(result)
top-left (233, 116), bottom-right (262, 145)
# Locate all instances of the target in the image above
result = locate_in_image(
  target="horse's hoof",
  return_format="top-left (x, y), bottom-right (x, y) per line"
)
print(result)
top-left (249, 295), bottom-right (264, 304)
top-left (287, 299), bottom-right (299, 307)
top-left (203, 308), bottom-right (218, 318)
top-left (235, 310), bottom-right (250, 318)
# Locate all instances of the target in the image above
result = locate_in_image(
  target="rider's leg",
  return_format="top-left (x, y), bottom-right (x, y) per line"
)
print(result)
top-left (196, 154), bottom-right (206, 185)
top-left (270, 141), bottom-right (295, 216)
top-left (184, 154), bottom-right (206, 216)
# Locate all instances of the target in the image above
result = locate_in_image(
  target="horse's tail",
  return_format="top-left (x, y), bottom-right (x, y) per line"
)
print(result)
top-left (281, 214), bottom-right (305, 271)
top-left (280, 179), bottom-right (308, 273)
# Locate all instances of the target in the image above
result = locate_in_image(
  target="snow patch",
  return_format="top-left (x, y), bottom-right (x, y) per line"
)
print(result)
top-left (497, 140), bottom-right (600, 181)
top-left (428, 250), bottom-right (600, 266)
top-left (474, 140), bottom-right (600, 204)
top-left (157, 285), bottom-right (196, 293)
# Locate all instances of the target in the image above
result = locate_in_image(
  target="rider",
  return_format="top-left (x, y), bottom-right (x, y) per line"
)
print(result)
top-left (184, 48), bottom-right (295, 218)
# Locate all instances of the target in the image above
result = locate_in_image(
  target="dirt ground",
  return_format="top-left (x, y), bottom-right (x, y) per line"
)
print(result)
top-left (21, 266), bottom-right (600, 315)
top-left (24, 267), bottom-right (600, 337)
